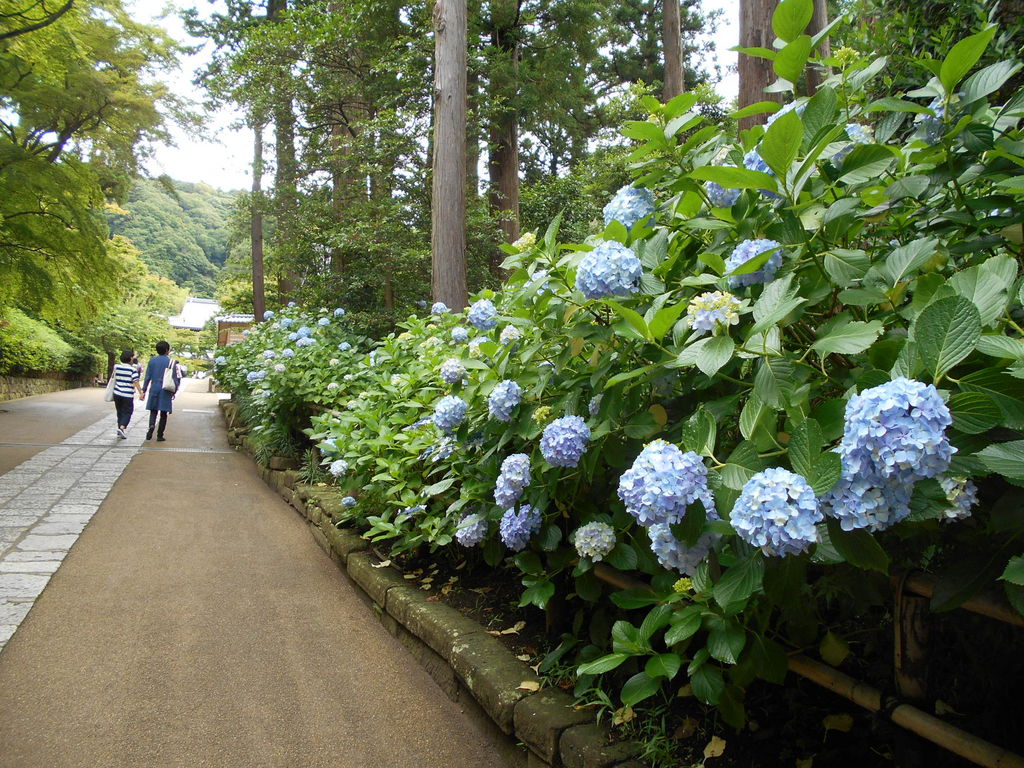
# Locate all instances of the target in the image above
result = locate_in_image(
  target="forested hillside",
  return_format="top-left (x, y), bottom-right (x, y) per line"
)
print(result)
top-left (107, 178), bottom-right (238, 297)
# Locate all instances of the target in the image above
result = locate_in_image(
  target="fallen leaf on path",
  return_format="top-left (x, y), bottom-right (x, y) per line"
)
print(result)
top-left (425, 595), bottom-right (441, 602)
top-left (516, 654), bottom-right (531, 662)
top-left (403, 573), bottom-right (418, 580)
top-left (703, 736), bottom-right (726, 760)
top-left (500, 620), bottom-right (526, 635)
top-left (612, 706), bottom-right (634, 726)
top-left (517, 681), bottom-right (541, 692)
top-left (455, 561), bottom-right (467, 570)
top-left (469, 587), bottom-right (491, 594)
top-left (371, 559), bottom-right (392, 569)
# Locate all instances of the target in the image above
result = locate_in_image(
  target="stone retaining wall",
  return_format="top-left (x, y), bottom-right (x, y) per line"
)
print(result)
top-left (0, 376), bottom-right (89, 403)
top-left (220, 399), bottom-right (648, 768)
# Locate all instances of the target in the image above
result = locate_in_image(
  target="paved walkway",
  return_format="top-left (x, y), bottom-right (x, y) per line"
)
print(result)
top-left (0, 383), bottom-right (508, 767)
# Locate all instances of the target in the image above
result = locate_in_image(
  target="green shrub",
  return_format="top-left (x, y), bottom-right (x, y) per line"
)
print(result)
top-left (0, 308), bottom-right (77, 376)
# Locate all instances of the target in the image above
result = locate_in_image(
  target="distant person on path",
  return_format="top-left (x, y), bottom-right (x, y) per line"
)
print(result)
top-left (112, 350), bottom-right (143, 440)
top-left (140, 340), bottom-right (180, 442)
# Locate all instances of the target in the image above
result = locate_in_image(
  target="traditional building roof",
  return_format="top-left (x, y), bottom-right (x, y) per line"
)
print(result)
top-left (168, 297), bottom-right (223, 331)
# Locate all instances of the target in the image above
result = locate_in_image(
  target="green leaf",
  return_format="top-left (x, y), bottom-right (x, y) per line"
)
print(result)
top-left (681, 407), bottom-right (717, 456)
top-left (665, 607), bottom-right (703, 645)
top-left (950, 259), bottom-right (1011, 327)
top-left (949, 392), bottom-right (1001, 434)
top-left (759, 109), bottom-right (803, 178)
top-left (739, 394), bottom-right (773, 441)
top-left (959, 368), bottom-right (1024, 429)
top-left (713, 552), bottom-right (765, 609)
top-left (606, 542), bottom-right (638, 571)
top-left (772, 0), bottom-right (813, 42)
top-left (721, 442), bottom-right (764, 491)
top-left (690, 663), bottom-right (724, 705)
top-left (639, 604), bottom-right (675, 644)
top-left (753, 357), bottom-right (794, 409)
top-left (819, 631), bottom-right (850, 666)
top-left (939, 25), bottom-right (996, 95)
top-left (649, 302), bottom-right (687, 340)
top-left (788, 419), bottom-right (823, 480)
top-left (612, 620), bottom-right (645, 653)
top-left (961, 60), bottom-right (1023, 103)
top-left (605, 300), bottom-right (650, 340)
top-left (621, 671), bottom-right (662, 706)
top-left (823, 249), bottom-right (869, 288)
top-left (1000, 556), bottom-right (1024, 586)
top-left (881, 237), bottom-right (939, 285)
top-left (732, 100), bottom-right (781, 120)
top-left (812, 320), bottom-right (883, 356)
top-left (696, 335), bottom-right (734, 377)
top-left (621, 120), bottom-right (666, 143)
top-left (811, 452), bottom-right (842, 496)
top-left (422, 477), bottom-right (456, 496)
top-left (801, 86), bottom-right (838, 141)
top-left (689, 165), bottom-right (777, 192)
top-left (914, 296), bottom-right (981, 381)
top-left (976, 336), bottom-right (1024, 360)
top-left (976, 441), bottom-right (1024, 480)
top-left (825, 519), bottom-right (890, 573)
top-left (774, 35), bottom-right (813, 84)
top-left (577, 652), bottom-right (631, 675)
top-left (707, 618), bottom-right (746, 664)
top-left (645, 652), bottom-right (682, 680)
top-left (519, 579), bottom-right (556, 609)
top-left (837, 144), bottom-right (896, 184)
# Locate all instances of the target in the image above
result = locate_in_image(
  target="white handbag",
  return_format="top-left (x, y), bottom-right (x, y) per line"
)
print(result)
top-left (161, 359), bottom-right (177, 394)
top-left (103, 374), bottom-right (116, 402)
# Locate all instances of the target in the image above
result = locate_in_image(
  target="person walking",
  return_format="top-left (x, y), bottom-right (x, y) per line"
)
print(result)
top-left (140, 340), bottom-right (180, 442)
top-left (111, 350), bottom-right (143, 440)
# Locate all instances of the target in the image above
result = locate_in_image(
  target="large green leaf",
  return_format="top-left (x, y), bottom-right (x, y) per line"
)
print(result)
top-left (696, 335), bottom-right (735, 377)
top-left (645, 652), bottom-right (682, 680)
top-left (689, 165), bottom-right (777, 192)
top-left (939, 25), bottom-right (996, 94)
top-left (681, 407), bottom-right (717, 456)
top-left (959, 368), bottom-right (1024, 429)
top-left (975, 336), bottom-right (1024, 360)
top-left (812, 320), bottom-right (883, 356)
top-left (914, 296), bottom-right (981, 381)
top-left (690, 664), bottom-right (724, 705)
top-left (826, 519), bottom-right (890, 573)
top-left (976, 441), bottom-right (1024, 480)
top-left (788, 419), bottom-right (823, 480)
top-left (949, 392), bottom-right (1001, 434)
top-left (961, 60), bottom-right (1023, 103)
top-left (837, 145), bottom-right (895, 184)
top-left (649, 302), bottom-right (687, 340)
top-left (713, 552), bottom-right (765, 609)
top-left (1000, 556), bottom-right (1024, 586)
top-left (665, 606), bottom-right (703, 645)
top-left (824, 249), bottom-right (869, 288)
top-left (753, 357), bottom-right (795, 409)
top-left (620, 672), bottom-right (662, 706)
top-left (774, 35), bottom-right (813, 84)
top-left (949, 258), bottom-right (1011, 327)
top-left (881, 237), bottom-right (939, 285)
top-left (577, 652), bottom-right (630, 675)
top-left (759, 110), bottom-right (803, 179)
top-left (707, 618), bottom-right (747, 665)
top-left (721, 441), bottom-right (764, 491)
top-left (772, 0), bottom-right (813, 42)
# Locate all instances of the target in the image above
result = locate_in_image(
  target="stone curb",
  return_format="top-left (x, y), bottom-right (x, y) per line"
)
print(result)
top-left (219, 400), bottom-right (646, 768)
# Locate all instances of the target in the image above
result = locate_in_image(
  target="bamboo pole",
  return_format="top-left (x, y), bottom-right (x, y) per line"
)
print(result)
top-left (788, 655), bottom-right (1024, 768)
top-left (901, 571), bottom-right (1024, 628)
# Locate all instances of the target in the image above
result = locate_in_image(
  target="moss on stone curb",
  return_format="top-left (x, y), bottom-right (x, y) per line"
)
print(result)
top-left (219, 399), bottom-right (646, 768)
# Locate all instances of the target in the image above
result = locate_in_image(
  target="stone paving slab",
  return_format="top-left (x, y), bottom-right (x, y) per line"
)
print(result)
top-left (0, 413), bottom-right (146, 652)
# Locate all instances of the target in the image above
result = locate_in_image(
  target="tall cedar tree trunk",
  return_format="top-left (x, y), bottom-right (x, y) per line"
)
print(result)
top-left (487, 0), bottom-right (520, 276)
top-left (738, 0), bottom-right (782, 132)
top-left (662, 0), bottom-right (684, 101)
top-left (268, 0), bottom-right (300, 302)
top-left (251, 120), bottom-right (267, 321)
top-left (431, 0), bottom-right (468, 310)
top-left (467, 66), bottom-right (479, 197)
top-left (805, 0), bottom-right (831, 94)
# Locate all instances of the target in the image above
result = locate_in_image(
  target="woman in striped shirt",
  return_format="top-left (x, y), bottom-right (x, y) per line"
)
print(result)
top-left (111, 349), bottom-right (143, 440)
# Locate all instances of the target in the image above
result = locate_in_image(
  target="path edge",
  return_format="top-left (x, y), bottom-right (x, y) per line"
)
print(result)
top-left (221, 400), bottom-right (647, 768)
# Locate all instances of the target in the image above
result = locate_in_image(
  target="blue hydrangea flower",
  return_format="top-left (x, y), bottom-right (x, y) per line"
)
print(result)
top-left (451, 327), bottom-right (469, 343)
top-left (731, 468), bottom-right (822, 556)
top-left (282, 348), bottom-right (295, 358)
top-left (287, 332), bottom-right (299, 341)
top-left (494, 453), bottom-right (531, 509)
top-left (287, 301), bottom-right (297, 307)
top-left (939, 475), bottom-right (978, 521)
top-left (725, 239), bottom-right (783, 288)
top-left (468, 299), bottom-right (498, 330)
top-left (246, 370), bottom-right (267, 383)
top-left (687, 291), bottom-right (741, 335)
top-left (263, 310), bottom-right (275, 320)
top-left (327, 382), bottom-right (339, 391)
top-left (320, 438), bottom-right (338, 453)
top-left (917, 98), bottom-right (947, 144)
top-left (588, 395), bottom-right (603, 417)
top-left (499, 505), bottom-right (542, 552)
top-left (541, 416), bottom-right (591, 468)
top-left (274, 363), bottom-right (285, 373)
top-left (279, 317), bottom-right (294, 328)
top-left (440, 358), bottom-right (465, 385)
top-left (766, 100), bottom-right (805, 126)
top-left (318, 317), bottom-right (330, 326)
top-left (215, 356), bottom-right (226, 365)
top-left (334, 307), bottom-right (346, 317)
top-left (400, 504), bottom-right (426, 518)
top-left (832, 123), bottom-right (873, 167)
top-left (433, 395), bottom-right (468, 433)
top-left (743, 148), bottom-right (773, 175)
top-left (499, 325), bottom-right (522, 346)
top-left (488, 380), bottom-right (522, 422)
top-left (263, 350), bottom-right (276, 359)
top-left (822, 470), bottom-right (912, 532)
top-left (456, 513), bottom-right (488, 547)
top-left (648, 523), bottom-right (719, 575)
top-left (297, 326), bottom-right (312, 338)
top-left (837, 378), bottom-right (954, 484)
top-left (618, 440), bottom-right (714, 526)
top-left (432, 302), bottom-right (450, 315)
top-left (342, 496), bottom-right (357, 508)
top-left (296, 337), bottom-right (316, 347)
top-left (602, 185), bottom-right (656, 229)
top-left (705, 181), bottom-right (741, 209)
top-left (338, 342), bottom-right (351, 352)
top-left (575, 241), bottom-right (642, 300)
top-left (572, 522), bottom-right (616, 562)
top-left (329, 459), bottom-right (349, 478)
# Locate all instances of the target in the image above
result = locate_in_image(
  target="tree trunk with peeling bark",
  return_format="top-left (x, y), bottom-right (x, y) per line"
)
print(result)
top-left (805, 0), bottom-right (831, 94)
top-left (662, 0), bottom-right (684, 102)
top-left (738, 0), bottom-right (782, 132)
top-left (251, 121), bottom-right (266, 322)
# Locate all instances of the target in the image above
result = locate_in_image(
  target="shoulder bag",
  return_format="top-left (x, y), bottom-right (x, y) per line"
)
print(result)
top-left (104, 372), bottom-right (116, 402)
top-left (161, 359), bottom-right (177, 394)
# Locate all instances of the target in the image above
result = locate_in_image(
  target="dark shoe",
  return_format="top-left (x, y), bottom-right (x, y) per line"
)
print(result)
top-left (157, 436), bottom-right (167, 442)
top-left (146, 429), bottom-right (154, 440)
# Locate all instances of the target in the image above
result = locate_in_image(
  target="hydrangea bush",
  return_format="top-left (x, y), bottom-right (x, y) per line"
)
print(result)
top-left (216, 9), bottom-right (1024, 731)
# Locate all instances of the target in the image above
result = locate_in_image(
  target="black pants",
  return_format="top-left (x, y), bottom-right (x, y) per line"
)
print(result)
top-left (113, 395), bottom-right (134, 428)
top-left (148, 410), bottom-right (168, 437)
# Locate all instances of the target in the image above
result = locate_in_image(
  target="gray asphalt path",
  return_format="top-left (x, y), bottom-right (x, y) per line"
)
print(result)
top-left (0, 383), bottom-right (507, 767)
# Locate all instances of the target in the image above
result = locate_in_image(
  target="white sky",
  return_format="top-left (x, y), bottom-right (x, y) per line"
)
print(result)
top-left (131, 0), bottom-right (740, 191)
